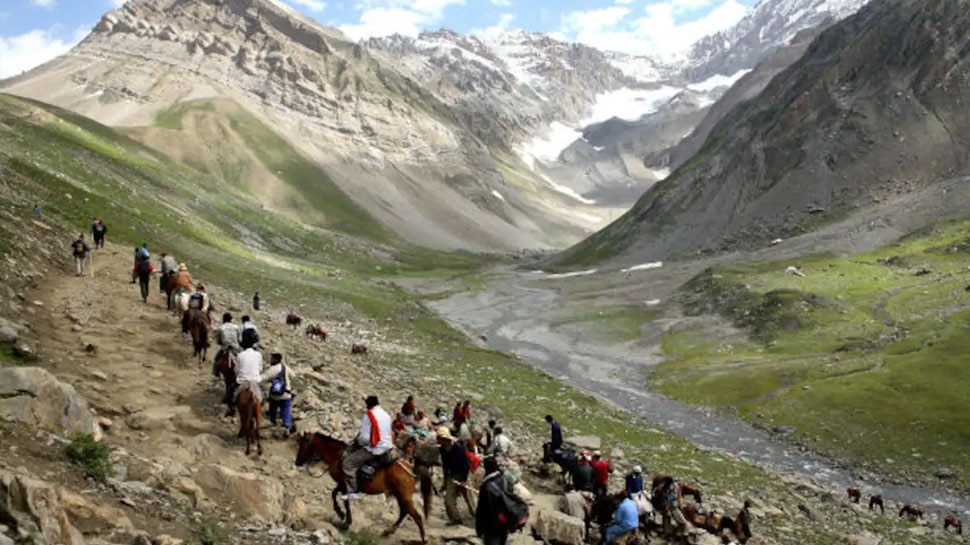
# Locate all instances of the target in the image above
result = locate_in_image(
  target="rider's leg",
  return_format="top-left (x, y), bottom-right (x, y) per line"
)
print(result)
top-left (341, 447), bottom-right (372, 495)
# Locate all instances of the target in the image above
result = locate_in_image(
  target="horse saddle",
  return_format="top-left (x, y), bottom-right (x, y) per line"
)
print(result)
top-left (359, 450), bottom-right (401, 481)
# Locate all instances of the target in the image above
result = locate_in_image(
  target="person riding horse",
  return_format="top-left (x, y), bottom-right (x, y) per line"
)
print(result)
top-left (342, 395), bottom-right (394, 501)
top-left (159, 252), bottom-right (177, 294)
top-left (214, 313), bottom-right (242, 372)
top-left (227, 345), bottom-right (263, 418)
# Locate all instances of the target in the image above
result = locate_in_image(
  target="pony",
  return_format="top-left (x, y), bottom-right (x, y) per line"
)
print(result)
top-left (846, 487), bottom-right (861, 503)
top-left (944, 514), bottom-right (963, 534)
top-left (186, 308), bottom-right (210, 364)
top-left (898, 505), bottom-right (923, 520)
top-left (650, 475), bottom-right (703, 503)
top-left (715, 502), bottom-right (753, 544)
top-left (305, 324), bottom-right (327, 341)
top-left (295, 432), bottom-right (428, 542)
top-left (285, 313), bottom-right (303, 329)
top-left (215, 350), bottom-right (238, 416)
top-left (869, 495), bottom-right (884, 514)
top-left (351, 343), bottom-right (368, 355)
top-left (400, 434), bottom-right (440, 520)
top-left (162, 274), bottom-right (185, 311)
top-left (542, 444), bottom-right (578, 486)
top-left (236, 385), bottom-right (262, 456)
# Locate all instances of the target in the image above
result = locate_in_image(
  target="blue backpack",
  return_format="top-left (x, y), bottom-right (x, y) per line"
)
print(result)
top-left (270, 367), bottom-right (287, 396)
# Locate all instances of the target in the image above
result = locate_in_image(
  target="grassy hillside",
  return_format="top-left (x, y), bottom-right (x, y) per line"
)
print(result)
top-left (653, 221), bottom-right (970, 490)
top-left (0, 93), bottom-right (958, 545)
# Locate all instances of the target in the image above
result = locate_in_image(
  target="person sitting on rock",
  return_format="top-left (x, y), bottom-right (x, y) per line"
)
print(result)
top-left (341, 395), bottom-right (393, 501)
top-left (414, 410), bottom-right (432, 432)
top-left (602, 493), bottom-right (639, 544)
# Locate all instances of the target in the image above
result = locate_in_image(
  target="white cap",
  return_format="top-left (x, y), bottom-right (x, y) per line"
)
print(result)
top-left (633, 465), bottom-right (642, 473)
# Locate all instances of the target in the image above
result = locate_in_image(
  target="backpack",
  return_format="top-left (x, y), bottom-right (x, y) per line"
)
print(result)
top-left (269, 366), bottom-right (287, 396)
top-left (241, 327), bottom-right (259, 349)
top-left (189, 293), bottom-right (204, 309)
top-left (495, 481), bottom-right (529, 533)
top-left (74, 241), bottom-right (85, 255)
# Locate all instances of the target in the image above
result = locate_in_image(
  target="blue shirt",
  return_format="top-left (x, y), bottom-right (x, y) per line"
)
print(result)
top-left (614, 498), bottom-right (639, 531)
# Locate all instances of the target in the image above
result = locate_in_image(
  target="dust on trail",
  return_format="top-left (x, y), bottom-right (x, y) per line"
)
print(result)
top-left (28, 243), bottom-right (465, 545)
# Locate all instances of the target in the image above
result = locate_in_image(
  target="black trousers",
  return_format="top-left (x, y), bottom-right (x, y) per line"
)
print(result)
top-left (482, 532), bottom-right (508, 545)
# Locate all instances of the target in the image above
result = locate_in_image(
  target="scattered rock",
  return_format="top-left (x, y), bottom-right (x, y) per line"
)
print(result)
top-left (532, 508), bottom-right (585, 545)
top-left (564, 435), bottom-right (600, 451)
top-left (194, 465), bottom-right (285, 522)
top-left (0, 317), bottom-right (20, 343)
top-left (61, 491), bottom-right (135, 535)
top-left (0, 470), bottom-right (86, 545)
top-left (933, 466), bottom-right (955, 479)
top-left (125, 406), bottom-right (191, 431)
top-left (11, 341), bottom-right (36, 361)
top-left (0, 367), bottom-right (102, 440)
top-left (773, 425), bottom-right (797, 435)
top-left (152, 534), bottom-right (184, 545)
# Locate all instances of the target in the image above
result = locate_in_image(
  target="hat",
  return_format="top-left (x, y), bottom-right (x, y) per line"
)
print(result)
top-left (633, 465), bottom-right (642, 474)
top-left (178, 263), bottom-right (187, 271)
top-left (436, 426), bottom-right (453, 440)
top-left (593, 450), bottom-right (602, 457)
top-left (365, 395), bottom-right (380, 408)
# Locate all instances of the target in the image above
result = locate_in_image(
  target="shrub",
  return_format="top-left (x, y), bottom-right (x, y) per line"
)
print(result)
top-left (65, 433), bottom-right (113, 482)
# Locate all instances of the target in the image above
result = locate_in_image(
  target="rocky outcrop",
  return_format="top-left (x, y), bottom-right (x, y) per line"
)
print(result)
top-left (0, 367), bottom-right (102, 441)
top-left (193, 465), bottom-right (285, 522)
top-left (532, 508), bottom-right (585, 545)
top-left (0, 470), bottom-right (86, 545)
top-left (60, 492), bottom-right (134, 536)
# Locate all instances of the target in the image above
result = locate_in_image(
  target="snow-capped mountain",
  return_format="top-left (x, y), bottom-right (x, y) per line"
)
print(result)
top-left (687, 0), bottom-right (870, 80)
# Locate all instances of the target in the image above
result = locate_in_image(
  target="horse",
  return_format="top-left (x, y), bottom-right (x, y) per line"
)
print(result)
top-left (650, 475), bottom-right (703, 503)
top-left (305, 324), bottom-right (327, 341)
top-left (898, 505), bottom-right (923, 520)
top-left (351, 343), bottom-right (368, 355)
top-left (236, 384), bottom-right (262, 456)
top-left (715, 502), bottom-right (753, 544)
top-left (285, 313), bottom-right (303, 329)
top-left (869, 494), bottom-right (884, 514)
top-left (186, 308), bottom-right (210, 364)
top-left (944, 514), bottom-right (963, 534)
top-left (542, 444), bottom-right (578, 485)
top-left (847, 487), bottom-right (861, 503)
top-left (162, 274), bottom-right (183, 311)
top-left (294, 432), bottom-right (428, 543)
top-left (215, 350), bottom-right (238, 416)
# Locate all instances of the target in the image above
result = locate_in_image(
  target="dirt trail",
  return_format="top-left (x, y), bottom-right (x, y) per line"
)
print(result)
top-left (27, 243), bottom-right (474, 545)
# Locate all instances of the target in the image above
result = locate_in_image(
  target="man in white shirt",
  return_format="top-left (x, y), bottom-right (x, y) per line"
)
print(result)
top-left (227, 346), bottom-right (263, 418)
top-left (341, 395), bottom-right (392, 500)
top-left (487, 426), bottom-right (514, 457)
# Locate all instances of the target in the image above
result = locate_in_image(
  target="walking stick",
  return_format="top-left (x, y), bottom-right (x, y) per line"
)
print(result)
top-left (89, 251), bottom-right (94, 278)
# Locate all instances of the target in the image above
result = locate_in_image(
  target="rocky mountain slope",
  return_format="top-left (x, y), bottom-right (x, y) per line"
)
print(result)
top-left (0, 0), bottom-right (872, 252)
top-left (557, 0), bottom-right (970, 267)
top-left (1, 93), bottom-right (962, 545)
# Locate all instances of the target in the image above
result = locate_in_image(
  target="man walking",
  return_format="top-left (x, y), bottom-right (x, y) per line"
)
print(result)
top-left (71, 234), bottom-right (90, 277)
top-left (476, 457), bottom-right (511, 545)
top-left (260, 352), bottom-right (297, 436)
top-left (438, 426), bottom-right (473, 525)
top-left (91, 217), bottom-right (107, 249)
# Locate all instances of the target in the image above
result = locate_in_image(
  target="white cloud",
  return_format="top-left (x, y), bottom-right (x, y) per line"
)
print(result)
top-left (561, 0), bottom-right (747, 59)
top-left (286, 0), bottom-right (327, 11)
top-left (31, 0), bottom-right (56, 8)
top-left (340, 0), bottom-right (464, 40)
top-left (489, 0), bottom-right (513, 6)
top-left (0, 26), bottom-right (87, 79)
top-left (470, 12), bottom-right (514, 38)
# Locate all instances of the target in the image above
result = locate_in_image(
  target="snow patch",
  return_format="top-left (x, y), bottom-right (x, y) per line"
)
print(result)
top-left (648, 168), bottom-right (671, 181)
top-left (538, 173), bottom-right (596, 205)
top-left (518, 121), bottom-right (583, 168)
top-left (585, 86), bottom-right (682, 125)
top-left (491, 190), bottom-right (506, 202)
top-left (544, 269), bottom-right (599, 279)
top-left (621, 261), bottom-right (663, 273)
top-left (687, 69), bottom-right (751, 92)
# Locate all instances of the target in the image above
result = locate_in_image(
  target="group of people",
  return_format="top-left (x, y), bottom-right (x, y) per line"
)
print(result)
top-left (69, 217), bottom-right (108, 277)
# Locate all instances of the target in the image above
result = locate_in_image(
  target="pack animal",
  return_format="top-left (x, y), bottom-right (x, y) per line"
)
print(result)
top-left (898, 505), bottom-right (923, 520)
top-left (186, 308), bottom-right (210, 364)
top-left (295, 432), bottom-right (429, 542)
top-left (351, 343), bottom-right (368, 355)
top-left (285, 313), bottom-right (303, 329)
top-left (847, 487), bottom-right (861, 503)
top-left (944, 515), bottom-right (963, 534)
top-left (236, 385), bottom-right (262, 456)
top-left (869, 495), bottom-right (884, 514)
top-left (305, 324), bottom-right (327, 341)
top-left (651, 475), bottom-right (703, 503)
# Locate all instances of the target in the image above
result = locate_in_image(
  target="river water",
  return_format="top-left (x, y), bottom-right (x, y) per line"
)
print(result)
top-left (429, 271), bottom-right (970, 516)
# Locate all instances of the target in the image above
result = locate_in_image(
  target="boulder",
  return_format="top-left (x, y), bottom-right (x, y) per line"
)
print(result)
top-left (0, 317), bottom-right (20, 342)
top-left (60, 492), bottom-right (134, 535)
top-left (564, 436), bottom-right (600, 451)
top-left (0, 470), bottom-right (86, 545)
top-left (0, 367), bottom-right (101, 441)
top-left (533, 508), bottom-right (585, 545)
top-left (125, 406), bottom-right (191, 431)
top-left (194, 465), bottom-right (284, 522)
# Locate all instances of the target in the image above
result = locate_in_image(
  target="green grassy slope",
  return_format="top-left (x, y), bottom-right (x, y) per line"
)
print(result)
top-left (0, 93), bottom-right (957, 545)
top-left (654, 221), bottom-right (970, 490)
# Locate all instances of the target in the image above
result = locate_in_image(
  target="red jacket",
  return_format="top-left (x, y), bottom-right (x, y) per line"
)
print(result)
top-left (593, 460), bottom-right (611, 485)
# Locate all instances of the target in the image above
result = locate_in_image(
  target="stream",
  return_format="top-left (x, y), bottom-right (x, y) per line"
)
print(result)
top-left (428, 270), bottom-right (970, 516)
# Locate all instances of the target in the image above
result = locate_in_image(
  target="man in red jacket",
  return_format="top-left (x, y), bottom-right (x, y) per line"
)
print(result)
top-left (592, 451), bottom-right (612, 499)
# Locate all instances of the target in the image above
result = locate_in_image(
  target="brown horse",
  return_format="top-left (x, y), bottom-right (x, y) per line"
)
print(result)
top-left (869, 494), bottom-right (884, 514)
top-left (236, 385), bottom-right (262, 456)
top-left (351, 343), bottom-right (368, 355)
top-left (295, 432), bottom-right (428, 543)
top-left (944, 514), bottom-right (963, 534)
top-left (847, 487), bottom-right (861, 503)
top-left (898, 504), bottom-right (923, 520)
top-left (305, 324), bottom-right (327, 341)
top-left (215, 350), bottom-right (238, 416)
top-left (286, 313), bottom-right (303, 329)
top-left (651, 475), bottom-right (703, 503)
top-left (186, 308), bottom-right (210, 364)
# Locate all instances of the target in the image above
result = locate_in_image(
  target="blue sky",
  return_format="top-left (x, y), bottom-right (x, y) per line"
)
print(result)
top-left (0, 0), bottom-right (759, 78)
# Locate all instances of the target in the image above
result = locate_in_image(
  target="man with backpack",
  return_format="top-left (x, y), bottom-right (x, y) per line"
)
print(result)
top-left (260, 352), bottom-right (297, 436)
top-left (133, 249), bottom-right (154, 303)
top-left (90, 217), bottom-right (107, 249)
top-left (240, 315), bottom-right (260, 349)
top-left (437, 426), bottom-right (473, 525)
top-left (71, 235), bottom-right (90, 277)
top-left (476, 457), bottom-right (528, 545)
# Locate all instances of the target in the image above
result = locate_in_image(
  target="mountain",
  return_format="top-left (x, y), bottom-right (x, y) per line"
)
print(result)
top-left (556, 0), bottom-right (970, 267)
top-left (0, 0), bottom-right (871, 252)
